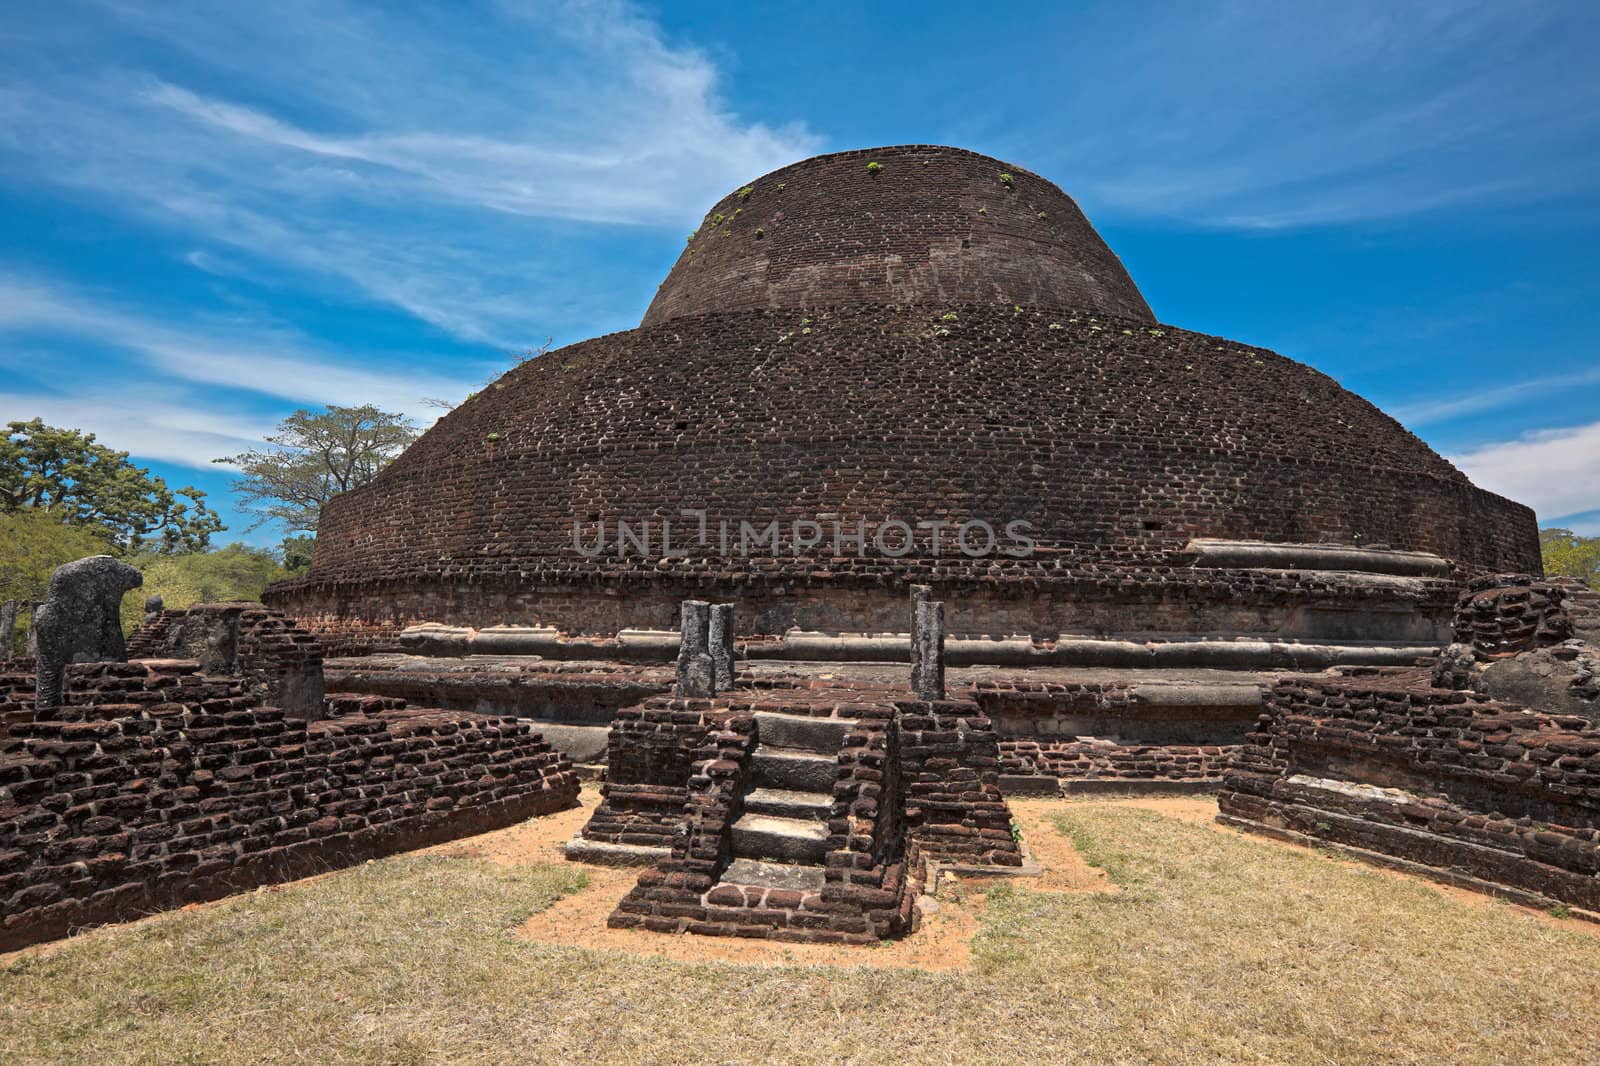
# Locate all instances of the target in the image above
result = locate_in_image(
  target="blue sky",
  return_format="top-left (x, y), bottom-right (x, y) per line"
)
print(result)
top-left (3, 0), bottom-right (1598, 547)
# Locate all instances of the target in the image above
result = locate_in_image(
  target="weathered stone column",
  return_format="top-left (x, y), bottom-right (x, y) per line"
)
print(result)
top-left (708, 602), bottom-right (736, 691)
top-left (676, 599), bottom-right (716, 698)
top-left (34, 555), bottom-right (143, 711)
top-left (0, 600), bottom-right (17, 657)
top-left (24, 602), bottom-right (41, 658)
top-left (911, 597), bottom-right (945, 701)
top-left (908, 584), bottom-right (931, 680)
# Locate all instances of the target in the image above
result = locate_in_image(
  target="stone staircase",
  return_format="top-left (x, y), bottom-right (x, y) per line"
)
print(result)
top-left (719, 710), bottom-right (856, 891)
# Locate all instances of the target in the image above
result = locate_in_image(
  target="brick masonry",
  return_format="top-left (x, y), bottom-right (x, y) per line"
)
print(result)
top-left (1452, 574), bottom-right (1573, 659)
top-left (0, 659), bottom-right (579, 952)
top-left (641, 145), bottom-right (1155, 326)
top-left (589, 682), bottom-right (1019, 942)
top-left (1218, 675), bottom-right (1600, 913)
top-left (971, 679), bottom-right (1254, 784)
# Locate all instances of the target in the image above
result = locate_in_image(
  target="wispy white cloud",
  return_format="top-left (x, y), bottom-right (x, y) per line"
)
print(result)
top-left (1005, 2), bottom-right (1600, 227)
top-left (0, 385), bottom-right (276, 471)
top-left (1392, 365), bottom-right (1600, 427)
top-left (1451, 421), bottom-right (1600, 525)
top-left (0, 0), bottom-right (820, 342)
top-left (0, 274), bottom-right (481, 421)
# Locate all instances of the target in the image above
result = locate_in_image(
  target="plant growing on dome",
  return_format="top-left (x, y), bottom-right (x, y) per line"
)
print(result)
top-left (999, 172), bottom-right (1014, 188)
top-left (737, 185), bottom-right (754, 200)
top-left (939, 311), bottom-right (959, 322)
top-left (866, 161), bottom-right (882, 174)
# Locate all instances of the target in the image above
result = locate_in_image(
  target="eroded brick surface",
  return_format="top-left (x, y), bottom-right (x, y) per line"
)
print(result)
top-left (1219, 675), bottom-right (1600, 911)
top-left (0, 660), bottom-right (579, 951)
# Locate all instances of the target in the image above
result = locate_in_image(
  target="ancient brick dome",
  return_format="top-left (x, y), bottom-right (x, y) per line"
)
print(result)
top-left (269, 145), bottom-right (1539, 645)
top-left (642, 146), bottom-right (1154, 326)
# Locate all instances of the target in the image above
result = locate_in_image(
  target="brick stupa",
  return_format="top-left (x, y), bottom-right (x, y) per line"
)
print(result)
top-left (269, 145), bottom-right (1536, 649)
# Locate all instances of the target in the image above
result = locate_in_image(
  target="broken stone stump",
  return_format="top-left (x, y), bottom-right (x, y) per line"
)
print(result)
top-left (34, 555), bottom-right (143, 711)
top-left (911, 597), bottom-right (945, 701)
top-left (709, 602), bottom-right (736, 690)
top-left (676, 599), bottom-right (716, 698)
top-left (176, 605), bottom-right (242, 676)
top-left (142, 594), bottom-right (164, 627)
top-left (909, 584), bottom-right (931, 680)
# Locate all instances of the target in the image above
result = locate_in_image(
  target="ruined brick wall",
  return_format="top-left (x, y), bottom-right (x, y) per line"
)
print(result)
top-left (271, 547), bottom-right (1465, 646)
top-left (1453, 575), bottom-right (1573, 658)
top-left (0, 660), bottom-right (579, 952)
top-left (0, 658), bottom-right (35, 739)
top-left (275, 302), bottom-right (1536, 640)
top-left (580, 697), bottom-right (718, 847)
top-left (999, 738), bottom-right (1231, 782)
top-left (898, 697), bottom-right (1023, 866)
top-left (641, 145), bottom-right (1154, 326)
top-left (127, 604), bottom-right (325, 716)
top-left (125, 610), bottom-right (183, 658)
top-left (1219, 677), bottom-right (1600, 912)
top-left (973, 679), bottom-right (1253, 783)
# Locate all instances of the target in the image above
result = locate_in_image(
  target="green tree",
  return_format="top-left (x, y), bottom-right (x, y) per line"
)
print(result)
top-left (0, 507), bottom-right (116, 653)
top-left (215, 405), bottom-right (420, 533)
top-left (1540, 528), bottom-right (1600, 586)
top-left (118, 544), bottom-right (290, 635)
top-left (279, 534), bottom-right (316, 575)
top-left (0, 419), bottom-right (223, 552)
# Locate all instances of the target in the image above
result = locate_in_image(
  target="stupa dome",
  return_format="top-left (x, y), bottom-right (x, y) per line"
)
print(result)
top-left (269, 146), bottom-right (1538, 645)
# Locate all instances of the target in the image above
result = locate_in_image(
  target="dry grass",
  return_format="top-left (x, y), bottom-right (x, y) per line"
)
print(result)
top-left (4, 798), bottom-right (1599, 1065)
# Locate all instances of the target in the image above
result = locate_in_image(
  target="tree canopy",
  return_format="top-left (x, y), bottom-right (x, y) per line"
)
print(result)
top-left (1540, 528), bottom-right (1600, 587)
top-left (215, 405), bottom-right (419, 533)
top-left (117, 544), bottom-right (290, 635)
top-left (1, 507), bottom-right (117, 650)
top-left (0, 419), bottom-right (223, 552)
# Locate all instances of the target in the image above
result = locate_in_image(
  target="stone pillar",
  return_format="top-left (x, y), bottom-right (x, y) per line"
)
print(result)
top-left (908, 584), bottom-right (931, 679)
top-left (34, 555), bottom-right (143, 711)
top-left (24, 602), bottom-right (41, 658)
top-left (675, 599), bottom-right (716, 698)
top-left (708, 602), bottom-right (736, 691)
top-left (0, 600), bottom-right (17, 657)
top-left (911, 597), bottom-right (945, 701)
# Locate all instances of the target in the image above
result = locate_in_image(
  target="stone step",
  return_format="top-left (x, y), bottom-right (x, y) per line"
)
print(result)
top-left (749, 747), bottom-right (838, 793)
top-left (753, 711), bottom-right (858, 754)
top-left (719, 857), bottom-right (827, 892)
top-left (729, 813), bottom-right (831, 864)
top-left (743, 786), bottom-right (833, 820)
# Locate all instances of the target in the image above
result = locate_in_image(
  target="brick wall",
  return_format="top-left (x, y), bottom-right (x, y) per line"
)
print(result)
top-left (0, 660), bottom-right (579, 952)
top-left (641, 145), bottom-right (1155, 326)
top-left (972, 678), bottom-right (1253, 784)
top-left (898, 697), bottom-right (1024, 866)
top-left (274, 301), bottom-right (1536, 643)
top-left (580, 696), bottom-right (718, 847)
top-left (1453, 575), bottom-right (1573, 658)
top-left (0, 658), bottom-right (34, 740)
top-left (1218, 676), bottom-right (1600, 912)
top-left (270, 553), bottom-right (1465, 648)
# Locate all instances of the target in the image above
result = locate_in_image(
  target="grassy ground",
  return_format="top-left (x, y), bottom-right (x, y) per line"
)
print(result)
top-left (3, 800), bottom-right (1598, 1065)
